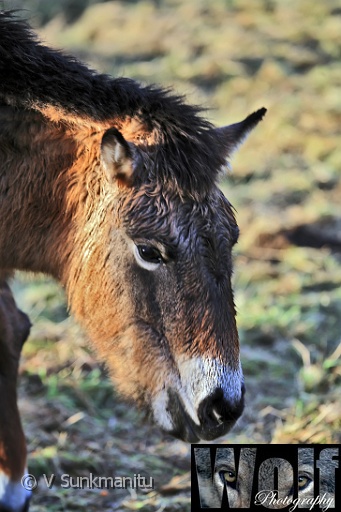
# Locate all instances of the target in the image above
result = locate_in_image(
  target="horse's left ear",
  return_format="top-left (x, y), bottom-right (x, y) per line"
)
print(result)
top-left (101, 128), bottom-right (135, 186)
top-left (215, 107), bottom-right (267, 157)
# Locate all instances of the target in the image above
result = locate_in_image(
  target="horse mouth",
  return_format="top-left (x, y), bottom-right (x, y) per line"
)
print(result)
top-left (165, 388), bottom-right (244, 443)
top-left (165, 389), bottom-right (200, 443)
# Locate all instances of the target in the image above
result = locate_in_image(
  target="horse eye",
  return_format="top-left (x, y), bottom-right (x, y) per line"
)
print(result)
top-left (137, 245), bottom-right (163, 264)
top-left (137, 245), bottom-right (162, 263)
top-left (133, 243), bottom-right (164, 271)
top-left (298, 475), bottom-right (311, 490)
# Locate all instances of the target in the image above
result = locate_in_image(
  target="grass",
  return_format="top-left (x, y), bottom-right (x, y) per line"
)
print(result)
top-left (4, 0), bottom-right (341, 509)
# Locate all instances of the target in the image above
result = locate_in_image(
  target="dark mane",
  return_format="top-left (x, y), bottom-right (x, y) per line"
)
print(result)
top-left (0, 11), bottom-right (227, 199)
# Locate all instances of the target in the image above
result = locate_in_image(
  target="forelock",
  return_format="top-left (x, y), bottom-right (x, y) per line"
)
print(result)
top-left (120, 108), bottom-right (228, 201)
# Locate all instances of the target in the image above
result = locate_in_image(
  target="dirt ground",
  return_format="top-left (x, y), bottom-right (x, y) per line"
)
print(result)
top-left (4, 0), bottom-right (340, 510)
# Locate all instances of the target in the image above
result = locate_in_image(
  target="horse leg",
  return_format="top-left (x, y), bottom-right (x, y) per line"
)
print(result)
top-left (0, 282), bottom-right (31, 512)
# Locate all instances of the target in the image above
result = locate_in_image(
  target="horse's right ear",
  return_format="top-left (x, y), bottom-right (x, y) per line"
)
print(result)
top-left (215, 107), bottom-right (267, 158)
top-left (101, 128), bottom-right (135, 186)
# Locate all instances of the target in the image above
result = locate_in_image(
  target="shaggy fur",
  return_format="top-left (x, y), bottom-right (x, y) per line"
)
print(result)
top-left (0, 10), bottom-right (238, 199)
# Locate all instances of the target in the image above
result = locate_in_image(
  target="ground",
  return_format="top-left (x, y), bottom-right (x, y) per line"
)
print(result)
top-left (5, 0), bottom-right (341, 510)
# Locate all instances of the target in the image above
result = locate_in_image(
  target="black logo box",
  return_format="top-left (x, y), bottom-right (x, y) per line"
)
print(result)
top-left (191, 444), bottom-right (340, 510)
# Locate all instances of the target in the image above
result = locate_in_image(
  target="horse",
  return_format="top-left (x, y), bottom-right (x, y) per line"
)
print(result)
top-left (0, 11), bottom-right (266, 511)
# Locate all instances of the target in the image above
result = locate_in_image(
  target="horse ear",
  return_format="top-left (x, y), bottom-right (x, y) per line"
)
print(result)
top-left (101, 128), bottom-right (135, 186)
top-left (216, 107), bottom-right (267, 157)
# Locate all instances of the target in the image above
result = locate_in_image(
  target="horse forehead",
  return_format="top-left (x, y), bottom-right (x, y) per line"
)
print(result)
top-left (173, 194), bottom-right (236, 243)
top-left (124, 185), bottom-right (231, 228)
top-left (119, 184), bottom-right (236, 255)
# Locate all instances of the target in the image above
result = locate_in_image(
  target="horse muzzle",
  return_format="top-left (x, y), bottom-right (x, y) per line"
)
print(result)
top-left (0, 473), bottom-right (31, 512)
top-left (167, 384), bottom-right (245, 442)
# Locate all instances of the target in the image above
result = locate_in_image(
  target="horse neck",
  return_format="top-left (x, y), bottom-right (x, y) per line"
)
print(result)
top-left (0, 106), bottom-right (97, 280)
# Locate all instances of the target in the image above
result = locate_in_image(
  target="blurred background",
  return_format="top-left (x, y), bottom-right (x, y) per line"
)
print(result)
top-left (5, 0), bottom-right (341, 510)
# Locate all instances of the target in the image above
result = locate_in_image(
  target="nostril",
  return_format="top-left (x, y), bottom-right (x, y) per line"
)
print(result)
top-left (198, 386), bottom-right (245, 431)
top-left (199, 388), bottom-right (224, 427)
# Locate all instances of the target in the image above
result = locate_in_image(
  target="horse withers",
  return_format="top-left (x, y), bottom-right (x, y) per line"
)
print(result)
top-left (0, 11), bottom-right (266, 510)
